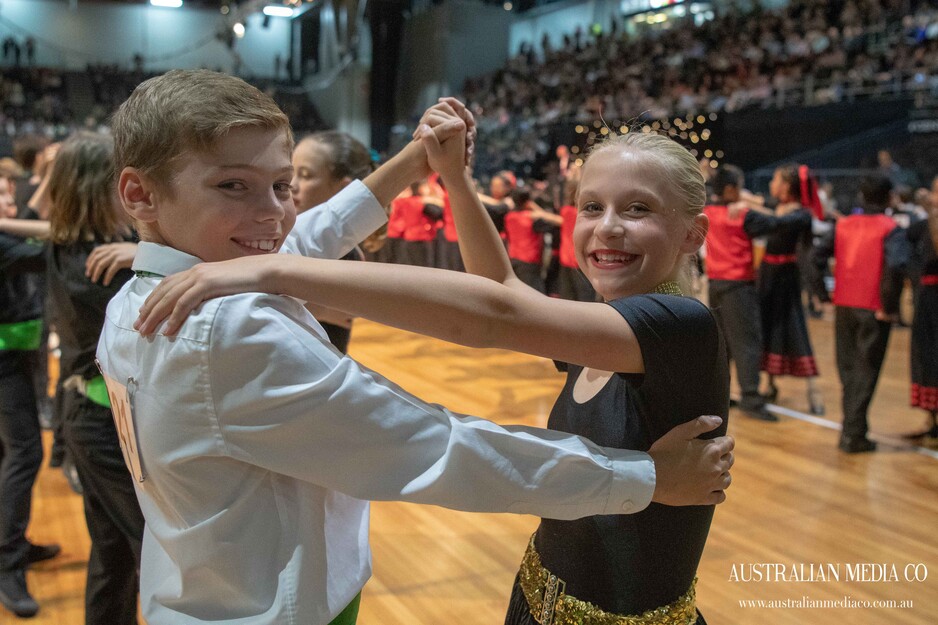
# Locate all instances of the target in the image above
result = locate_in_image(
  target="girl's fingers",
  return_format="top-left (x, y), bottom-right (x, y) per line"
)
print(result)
top-left (102, 264), bottom-right (116, 287)
top-left (431, 101), bottom-right (458, 119)
top-left (166, 286), bottom-right (210, 335)
top-left (136, 277), bottom-right (184, 333)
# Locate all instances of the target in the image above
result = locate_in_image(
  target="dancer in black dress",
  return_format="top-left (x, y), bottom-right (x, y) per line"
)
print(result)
top-left (760, 164), bottom-right (823, 415)
top-left (291, 131), bottom-right (376, 353)
top-left (907, 178), bottom-right (938, 441)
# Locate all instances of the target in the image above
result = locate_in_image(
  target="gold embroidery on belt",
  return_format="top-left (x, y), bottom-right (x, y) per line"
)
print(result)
top-left (518, 534), bottom-right (699, 625)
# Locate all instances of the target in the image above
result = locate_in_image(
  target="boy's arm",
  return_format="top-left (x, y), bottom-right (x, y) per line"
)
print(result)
top-left (282, 115), bottom-right (468, 260)
top-left (209, 295), bottom-right (732, 511)
top-left (419, 116), bottom-right (531, 291)
top-left (0, 217), bottom-right (51, 240)
top-left (280, 180), bottom-right (388, 259)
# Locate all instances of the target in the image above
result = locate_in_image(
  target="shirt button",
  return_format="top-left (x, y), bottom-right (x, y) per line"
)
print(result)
top-left (621, 500), bottom-right (634, 513)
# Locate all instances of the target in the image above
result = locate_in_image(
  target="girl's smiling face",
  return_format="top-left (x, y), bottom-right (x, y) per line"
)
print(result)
top-left (291, 139), bottom-right (350, 214)
top-left (573, 147), bottom-right (707, 301)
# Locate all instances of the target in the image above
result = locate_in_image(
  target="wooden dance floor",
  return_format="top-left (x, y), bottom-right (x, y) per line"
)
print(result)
top-left (8, 313), bottom-right (938, 624)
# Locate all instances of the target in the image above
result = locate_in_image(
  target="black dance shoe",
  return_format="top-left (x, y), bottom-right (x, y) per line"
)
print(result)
top-left (742, 406), bottom-right (779, 422)
top-left (838, 437), bottom-right (877, 454)
top-left (0, 569), bottom-right (39, 618)
top-left (26, 543), bottom-right (60, 566)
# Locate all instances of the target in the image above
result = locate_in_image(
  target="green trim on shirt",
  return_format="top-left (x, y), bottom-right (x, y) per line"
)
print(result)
top-left (134, 270), bottom-right (165, 279)
top-left (329, 593), bottom-right (360, 625)
top-left (85, 375), bottom-right (112, 408)
top-left (0, 319), bottom-right (42, 351)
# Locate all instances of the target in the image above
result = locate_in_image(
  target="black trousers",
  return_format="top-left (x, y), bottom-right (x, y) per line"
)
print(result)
top-left (835, 307), bottom-right (891, 441)
top-left (401, 240), bottom-right (435, 268)
top-left (322, 322), bottom-right (352, 355)
top-left (511, 259), bottom-right (545, 293)
top-left (709, 280), bottom-right (763, 408)
top-left (0, 349), bottom-right (43, 572)
top-left (557, 266), bottom-right (597, 302)
top-left (62, 393), bottom-right (144, 625)
top-left (436, 239), bottom-right (465, 272)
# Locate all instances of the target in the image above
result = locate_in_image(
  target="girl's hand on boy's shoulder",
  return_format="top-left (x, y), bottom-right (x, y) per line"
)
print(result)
top-left (86, 242), bottom-right (138, 286)
top-left (134, 256), bottom-right (277, 337)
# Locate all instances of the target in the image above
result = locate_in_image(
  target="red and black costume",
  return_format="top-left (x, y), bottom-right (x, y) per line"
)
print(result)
top-left (908, 218), bottom-right (938, 413)
top-left (759, 207), bottom-right (818, 377)
top-left (555, 204), bottom-right (596, 302)
top-left (436, 193), bottom-right (464, 272)
top-left (817, 210), bottom-right (904, 448)
top-left (504, 209), bottom-right (551, 292)
top-left (704, 204), bottom-right (803, 412)
top-left (392, 194), bottom-right (440, 268)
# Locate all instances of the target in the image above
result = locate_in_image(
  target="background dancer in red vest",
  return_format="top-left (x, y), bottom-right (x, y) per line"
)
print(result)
top-left (557, 174), bottom-right (597, 302)
top-left (427, 175), bottom-right (464, 272)
top-left (817, 175), bottom-right (905, 453)
top-left (392, 182), bottom-right (439, 267)
top-left (504, 188), bottom-right (557, 292)
top-left (704, 165), bottom-right (810, 422)
top-left (760, 164), bottom-right (824, 415)
top-left (385, 190), bottom-right (407, 265)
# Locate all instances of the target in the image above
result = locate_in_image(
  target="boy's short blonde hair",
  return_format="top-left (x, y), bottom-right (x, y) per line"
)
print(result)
top-left (0, 157), bottom-right (24, 180)
top-left (112, 69), bottom-right (293, 191)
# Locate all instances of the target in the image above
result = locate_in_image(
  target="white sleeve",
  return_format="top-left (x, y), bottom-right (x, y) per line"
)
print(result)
top-left (207, 295), bottom-right (656, 518)
top-left (280, 180), bottom-right (388, 259)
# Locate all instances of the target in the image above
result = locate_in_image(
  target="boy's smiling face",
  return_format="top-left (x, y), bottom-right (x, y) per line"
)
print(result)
top-left (136, 126), bottom-right (296, 263)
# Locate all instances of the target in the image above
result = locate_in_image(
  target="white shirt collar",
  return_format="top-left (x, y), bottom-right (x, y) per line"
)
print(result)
top-left (132, 242), bottom-right (202, 277)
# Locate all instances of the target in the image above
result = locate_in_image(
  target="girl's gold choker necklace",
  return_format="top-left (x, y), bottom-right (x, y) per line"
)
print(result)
top-left (652, 281), bottom-right (684, 296)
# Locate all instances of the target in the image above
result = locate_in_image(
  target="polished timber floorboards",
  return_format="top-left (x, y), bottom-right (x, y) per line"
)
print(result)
top-left (9, 314), bottom-right (937, 625)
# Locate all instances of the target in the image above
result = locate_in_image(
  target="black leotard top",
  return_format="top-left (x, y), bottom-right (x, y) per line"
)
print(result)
top-left (535, 294), bottom-right (730, 615)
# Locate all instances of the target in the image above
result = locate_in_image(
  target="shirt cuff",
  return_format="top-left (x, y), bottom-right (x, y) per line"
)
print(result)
top-left (326, 179), bottom-right (388, 235)
top-left (603, 449), bottom-right (655, 515)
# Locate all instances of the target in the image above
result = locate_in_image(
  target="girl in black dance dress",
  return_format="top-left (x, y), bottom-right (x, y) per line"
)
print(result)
top-left (760, 164), bottom-right (824, 415)
top-left (906, 178), bottom-right (938, 441)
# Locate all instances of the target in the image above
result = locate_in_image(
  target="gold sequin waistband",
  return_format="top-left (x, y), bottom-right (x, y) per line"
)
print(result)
top-left (518, 534), bottom-right (699, 625)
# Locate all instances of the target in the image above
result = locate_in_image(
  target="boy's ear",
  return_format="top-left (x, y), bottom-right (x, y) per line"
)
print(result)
top-left (681, 213), bottom-right (709, 254)
top-left (119, 167), bottom-right (158, 223)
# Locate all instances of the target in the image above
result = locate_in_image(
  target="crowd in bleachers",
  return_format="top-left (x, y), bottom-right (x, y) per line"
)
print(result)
top-left (0, 56), bottom-right (320, 140)
top-left (460, 0), bottom-right (938, 177)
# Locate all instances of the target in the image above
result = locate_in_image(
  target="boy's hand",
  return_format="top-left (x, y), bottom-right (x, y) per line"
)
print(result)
top-left (86, 242), bottom-right (138, 286)
top-left (648, 416), bottom-right (734, 506)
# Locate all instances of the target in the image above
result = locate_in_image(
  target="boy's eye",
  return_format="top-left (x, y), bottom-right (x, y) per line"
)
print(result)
top-left (218, 181), bottom-right (247, 192)
top-left (274, 182), bottom-right (292, 196)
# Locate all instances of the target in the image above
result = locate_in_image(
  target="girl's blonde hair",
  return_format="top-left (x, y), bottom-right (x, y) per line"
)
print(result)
top-left (583, 131), bottom-right (707, 293)
top-left (48, 132), bottom-right (128, 245)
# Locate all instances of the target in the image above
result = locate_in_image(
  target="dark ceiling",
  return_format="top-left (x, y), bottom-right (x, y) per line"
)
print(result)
top-left (85, 0), bottom-right (234, 7)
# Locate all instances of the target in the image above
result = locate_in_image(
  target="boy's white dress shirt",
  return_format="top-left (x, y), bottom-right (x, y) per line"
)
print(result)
top-left (96, 181), bottom-right (655, 624)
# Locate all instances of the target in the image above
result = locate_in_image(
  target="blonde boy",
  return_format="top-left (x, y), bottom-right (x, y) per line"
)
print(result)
top-left (96, 70), bottom-right (732, 625)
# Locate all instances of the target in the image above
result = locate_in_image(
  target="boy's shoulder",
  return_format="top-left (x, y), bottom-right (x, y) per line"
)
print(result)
top-left (106, 278), bottom-right (313, 347)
